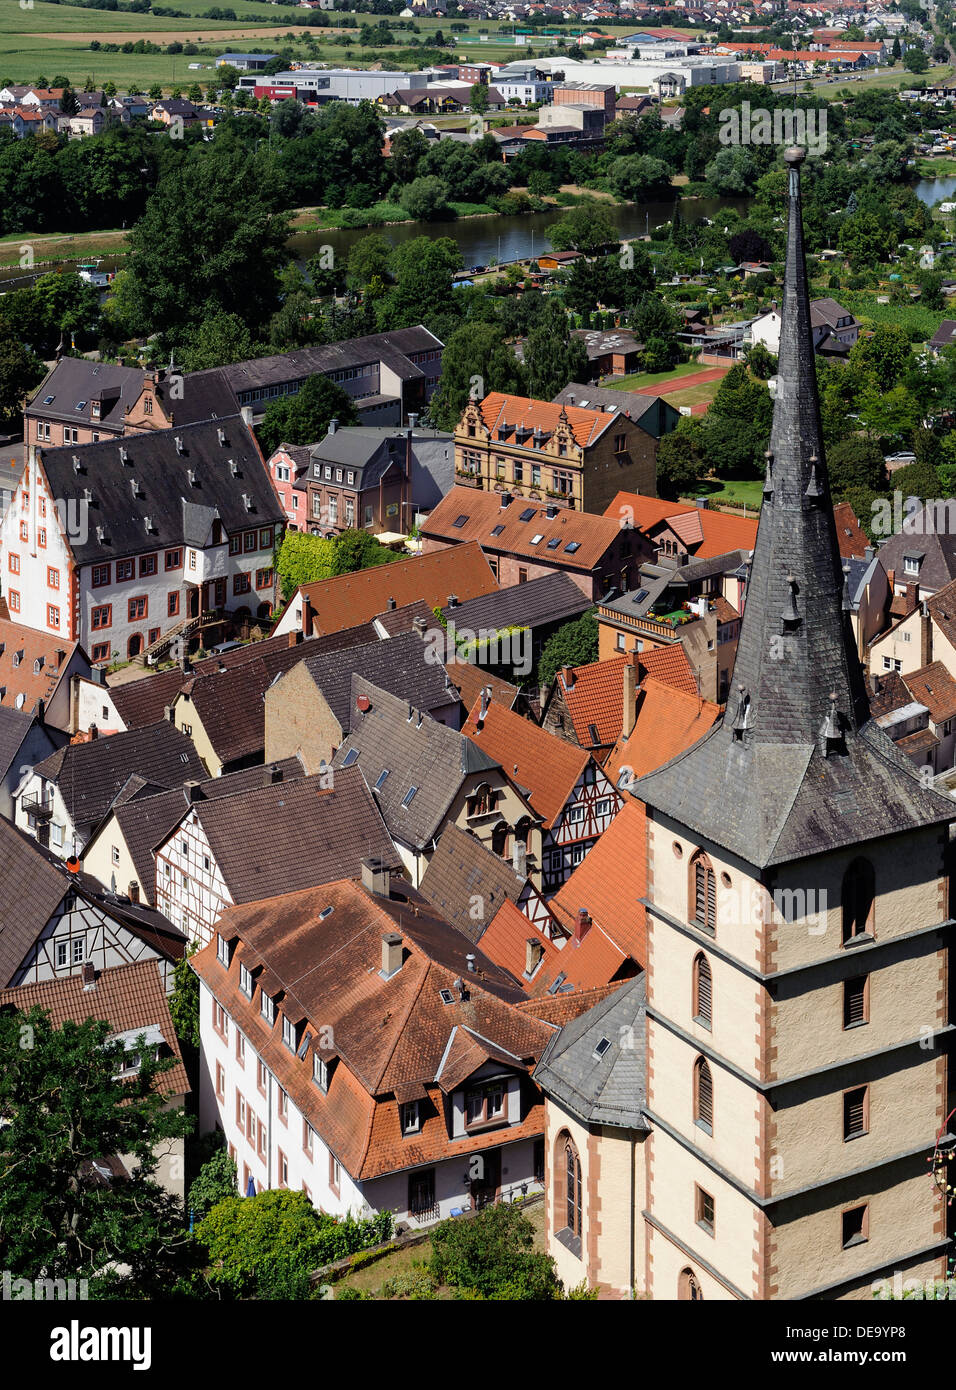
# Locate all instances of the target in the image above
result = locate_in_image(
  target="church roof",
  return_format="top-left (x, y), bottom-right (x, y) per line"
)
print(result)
top-left (632, 148), bottom-right (953, 868)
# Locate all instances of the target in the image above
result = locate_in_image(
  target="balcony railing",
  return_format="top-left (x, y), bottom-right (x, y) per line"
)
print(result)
top-left (22, 794), bottom-right (54, 820)
top-left (409, 1199), bottom-right (442, 1224)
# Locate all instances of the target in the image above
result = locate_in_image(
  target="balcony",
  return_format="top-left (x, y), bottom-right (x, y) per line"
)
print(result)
top-left (22, 794), bottom-right (54, 820)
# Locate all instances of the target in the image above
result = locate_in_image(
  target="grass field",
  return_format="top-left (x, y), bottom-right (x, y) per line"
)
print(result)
top-left (663, 378), bottom-right (723, 411)
top-left (916, 156), bottom-right (956, 177)
top-left (693, 477), bottom-right (764, 510)
top-left (607, 362), bottom-right (715, 392)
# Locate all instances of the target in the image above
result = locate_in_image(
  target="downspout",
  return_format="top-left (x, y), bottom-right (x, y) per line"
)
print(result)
top-left (630, 1132), bottom-right (636, 1299)
top-left (267, 1066), bottom-right (273, 1192)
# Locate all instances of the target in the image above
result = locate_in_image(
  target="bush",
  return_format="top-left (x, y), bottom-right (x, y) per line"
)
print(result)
top-left (429, 1203), bottom-right (562, 1300)
top-left (187, 1146), bottom-right (238, 1219)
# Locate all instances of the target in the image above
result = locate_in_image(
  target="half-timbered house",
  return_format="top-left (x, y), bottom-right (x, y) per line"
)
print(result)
top-left (461, 697), bottom-right (621, 894)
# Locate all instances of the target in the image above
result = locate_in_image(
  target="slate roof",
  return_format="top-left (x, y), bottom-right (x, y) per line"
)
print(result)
top-left (552, 382), bottom-right (673, 436)
top-left (289, 541), bottom-right (498, 637)
top-left (0, 706), bottom-right (41, 777)
top-left (147, 365), bottom-right (239, 426)
top-left (423, 488), bottom-right (623, 572)
top-left (109, 626), bottom-right (375, 731)
top-left (33, 723), bottom-right (206, 830)
top-left (632, 148), bottom-right (955, 869)
top-left (0, 959), bottom-right (190, 1100)
top-left (533, 974), bottom-right (648, 1129)
top-left (191, 326), bottom-right (442, 396)
top-left (928, 319), bottom-right (956, 351)
top-left (177, 658), bottom-right (274, 766)
top-left (40, 416), bottom-right (284, 566)
top-left (441, 571), bottom-right (591, 633)
top-left (876, 516), bottom-right (956, 596)
top-left (332, 677), bottom-right (499, 850)
top-left (927, 579), bottom-right (956, 651)
top-left (418, 822), bottom-right (531, 944)
top-left (462, 698), bottom-right (591, 829)
top-left (176, 764), bottom-right (400, 904)
top-left (299, 630), bottom-right (459, 734)
top-left (26, 358), bottom-right (143, 431)
top-left (95, 757), bottom-right (305, 904)
top-left (0, 620), bottom-right (83, 720)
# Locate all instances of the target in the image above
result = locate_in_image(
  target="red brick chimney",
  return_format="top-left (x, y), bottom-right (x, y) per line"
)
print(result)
top-left (921, 602), bottom-right (932, 667)
top-left (573, 908), bottom-right (591, 946)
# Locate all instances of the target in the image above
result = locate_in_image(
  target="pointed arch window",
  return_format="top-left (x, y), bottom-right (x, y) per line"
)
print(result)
top-left (679, 1267), bottom-right (703, 1301)
top-left (690, 851), bottom-right (717, 934)
top-left (565, 1139), bottom-right (582, 1237)
top-left (842, 857), bottom-right (875, 945)
top-left (694, 1056), bottom-right (713, 1135)
top-left (692, 953), bottom-right (712, 1029)
top-left (553, 1129), bottom-right (583, 1250)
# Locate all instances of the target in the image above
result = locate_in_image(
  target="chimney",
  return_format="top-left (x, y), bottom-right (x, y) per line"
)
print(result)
top-left (561, 665), bottom-right (575, 689)
top-left (241, 406), bottom-right (254, 426)
top-left (54, 648), bottom-right (65, 669)
top-left (479, 685), bottom-right (491, 720)
top-left (408, 412), bottom-right (419, 430)
top-left (512, 838), bottom-right (527, 878)
top-left (362, 856), bottom-right (390, 898)
top-left (573, 908), bottom-right (592, 946)
top-left (447, 594), bottom-right (459, 609)
top-left (185, 780), bottom-right (204, 802)
top-left (380, 930), bottom-right (403, 978)
top-left (622, 660), bottom-right (636, 740)
top-left (905, 580), bottom-right (919, 614)
top-left (567, 393), bottom-right (575, 406)
top-left (35, 698), bottom-right (45, 726)
top-left (864, 545), bottom-right (874, 561)
top-left (500, 491), bottom-right (512, 509)
top-left (387, 596), bottom-right (397, 610)
top-left (525, 938), bottom-right (543, 975)
top-left (128, 881), bottom-right (140, 904)
top-left (545, 504), bottom-right (558, 519)
top-left (867, 671), bottom-right (880, 697)
top-left (270, 763), bottom-right (283, 784)
top-left (89, 723), bottom-right (98, 740)
top-left (412, 615), bottom-right (427, 638)
top-left (288, 630), bottom-right (300, 648)
top-left (82, 962), bottom-right (97, 991)
top-left (328, 417), bottom-right (338, 435)
top-left (921, 601), bottom-right (932, 666)
top-left (695, 497), bottom-right (706, 510)
top-left (465, 953), bottom-right (477, 974)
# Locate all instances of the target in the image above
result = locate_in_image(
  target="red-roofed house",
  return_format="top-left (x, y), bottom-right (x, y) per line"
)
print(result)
top-left (604, 491), bottom-right (759, 562)
top-left (454, 391), bottom-right (658, 514)
top-left (605, 676), bottom-right (722, 788)
top-left (462, 699), bottom-right (621, 893)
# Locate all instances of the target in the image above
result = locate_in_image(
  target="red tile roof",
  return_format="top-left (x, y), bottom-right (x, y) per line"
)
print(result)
top-left (605, 677), bottom-right (721, 787)
top-left (636, 644), bottom-right (700, 697)
top-left (833, 502), bottom-right (868, 560)
top-left (0, 619), bottom-right (81, 719)
top-left (462, 698), bottom-right (591, 828)
top-left (289, 541), bottom-right (499, 637)
top-left (553, 646), bottom-right (699, 748)
top-left (548, 800), bottom-right (649, 972)
top-left (474, 393), bottom-right (620, 449)
top-left (0, 959), bottom-right (189, 1099)
top-left (477, 899), bottom-right (566, 993)
top-left (903, 662), bottom-right (956, 724)
top-left (423, 487), bottom-right (623, 571)
top-left (605, 491), bottom-right (758, 558)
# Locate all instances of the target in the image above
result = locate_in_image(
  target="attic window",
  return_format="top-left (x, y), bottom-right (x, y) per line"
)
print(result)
top-left (490, 525), bottom-right (505, 537)
top-left (452, 515), bottom-right (469, 529)
top-left (588, 723), bottom-right (599, 745)
top-left (180, 753), bottom-right (189, 764)
top-left (519, 507), bottom-right (536, 522)
top-left (402, 785), bottom-right (418, 808)
top-left (297, 1030), bottom-right (312, 1061)
top-left (547, 972), bottom-right (568, 995)
top-left (375, 769), bottom-right (390, 790)
top-left (439, 988), bottom-right (454, 1005)
top-left (530, 534), bottom-right (544, 545)
top-left (565, 541), bottom-right (580, 554)
top-left (75, 400), bottom-right (87, 411)
top-left (42, 394), bottom-right (54, 405)
top-left (592, 1037), bottom-right (612, 1061)
top-left (319, 906), bottom-right (333, 920)
top-left (342, 748), bottom-right (359, 767)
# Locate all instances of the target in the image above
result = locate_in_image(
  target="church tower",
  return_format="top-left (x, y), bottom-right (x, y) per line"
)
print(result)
top-left (634, 147), bottom-right (954, 1300)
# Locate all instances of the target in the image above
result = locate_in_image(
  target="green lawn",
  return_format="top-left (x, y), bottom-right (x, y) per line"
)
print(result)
top-left (692, 477), bottom-right (764, 510)
top-left (664, 380), bottom-right (723, 410)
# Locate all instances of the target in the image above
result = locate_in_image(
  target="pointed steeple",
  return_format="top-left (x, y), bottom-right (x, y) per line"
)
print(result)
top-left (725, 145), bottom-right (869, 746)
top-left (631, 147), bottom-right (952, 868)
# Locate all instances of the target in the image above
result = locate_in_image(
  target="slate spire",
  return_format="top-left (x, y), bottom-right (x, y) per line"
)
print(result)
top-left (631, 147), bottom-right (953, 868)
top-left (725, 145), bottom-right (870, 747)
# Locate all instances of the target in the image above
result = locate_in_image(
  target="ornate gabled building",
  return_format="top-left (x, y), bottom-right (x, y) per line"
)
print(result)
top-left (631, 148), bottom-right (955, 1301)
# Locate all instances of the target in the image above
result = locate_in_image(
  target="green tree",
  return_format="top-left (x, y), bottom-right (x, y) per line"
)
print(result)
top-left (387, 127), bottom-right (429, 186)
top-left (188, 1146), bottom-right (239, 1219)
top-left (257, 374), bottom-right (359, 457)
top-left (656, 419), bottom-right (705, 500)
top-left (470, 82), bottom-right (489, 115)
top-left (0, 332), bottom-right (44, 426)
top-left (169, 944), bottom-right (200, 1051)
top-left (547, 201), bottom-right (617, 255)
top-left (179, 311), bottom-right (257, 372)
top-left (890, 458), bottom-right (943, 500)
top-left (148, 83), bottom-right (163, 100)
top-left (275, 530), bottom-right (338, 600)
top-left (903, 47), bottom-right (929, 73)
top-left (331, 529), bottom-right (396, 574)
top-left (429, 1201), bottom-right (563, 1299)
top-left (538, 611), bottom-right (598, 688)
top-left (347, 233), bottom-right (394, 292)
top-left (197, 1189), bottom-right (329, 1298)
top-left (428, 320), bottom-right (525, 432)
top-left (849, 323), bottom-right (912, 392)
top-left (745, 342), bottom-right (777, 380)
top-left (375, 235), bottom-right (463, 332)
top-left (0, 1008), bottom-right (194, 1294)
top-left (826, 435), bottom-right (887, 495)
top-left (120, 141), bottom-right (291, 340)
top-left (523, 301), bottom-right (588, 400)
top-left (399, 174), bottom-right (451, 220)
top-left (606, 154), bottom-right (670, 202)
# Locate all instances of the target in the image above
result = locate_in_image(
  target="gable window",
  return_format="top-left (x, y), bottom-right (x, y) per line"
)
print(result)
top-left (692, 953), bottom-right (712, 1029)
top-left (690, 852), bottom-right (717, 934)
top-left (313, 1055), bottom-right (329, 1092)
top-left (56, 940), bottom-right (68, 968)
top-left (842, 857), bottom-right (875, 944)
top-left (239, 963), bottom-right (254, 999)
top-left (401, 1100), bottom-right (421, 1135)
top-left (464, 1080), bottom-right (506, 1130)
top-left (261, 992), bottom-right (275, 1026)
top-left (693, 1056), bottom-right (713, 1135)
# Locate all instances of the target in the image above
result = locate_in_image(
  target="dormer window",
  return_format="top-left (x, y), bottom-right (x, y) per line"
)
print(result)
top-left (216, 933), bottom-right (231, 966)
top-left (401, 1100), bottom-right (421, 1135)
top-left (260, 992), bottom-right (275, 1026)
top-left (903, 554), bottom-right (922, 577)
top-left (239, 963), bottom-right (254, 999)
top-left (465, 1080), bottom-right (507, 1130)
top-left (313, 1054), bottom-right (329, 1091)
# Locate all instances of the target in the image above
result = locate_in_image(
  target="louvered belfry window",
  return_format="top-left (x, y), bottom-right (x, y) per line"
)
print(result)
top-left (844, 975), bottom-right (868, 1028)
top-left (694, 954), bottom-right (713, 1028)
top-left (692, 854), bottom-right (717, 933)
top-left (844, 1086), bottom-right (868, 1140)
top-left (694, 1057), bottom-right (713, 1132)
